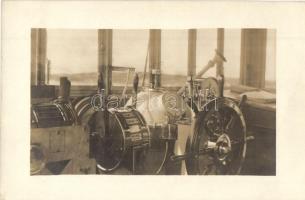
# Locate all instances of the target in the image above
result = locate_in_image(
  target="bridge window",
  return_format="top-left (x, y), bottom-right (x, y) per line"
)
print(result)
top-left (196, 29), bottom-right (218, 78)
top-left (161, 30), bottom-right (188, 86)
top-left (47, 29), bottom-right (98, 85)
top-left (112, 30), bottom-right (149, 87)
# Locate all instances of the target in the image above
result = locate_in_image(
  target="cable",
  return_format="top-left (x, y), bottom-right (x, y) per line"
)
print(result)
top-left (155, 140), bottom-right (169, 175)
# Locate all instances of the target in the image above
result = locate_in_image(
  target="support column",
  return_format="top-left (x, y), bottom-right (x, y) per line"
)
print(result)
top-left (216, 28), bottom-right (225, 76)
top-left (240, 29), bottom-right (267, 88)
top-left (149, 29), bottom-right (161, 88)
top-left (31, 28), bottom-right (47, 85)
top-left (97, 29), bottom-right (113, 141)
top-left (187, 29), bottom-right (197, 77)
top-left (98, 29), bottom-right (113, 94)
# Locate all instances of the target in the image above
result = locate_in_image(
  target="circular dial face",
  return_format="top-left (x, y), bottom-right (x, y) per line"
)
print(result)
top-left (200, 77), bottom-right (220, 100)
top-left (162, 92), bottom-right (186, 120)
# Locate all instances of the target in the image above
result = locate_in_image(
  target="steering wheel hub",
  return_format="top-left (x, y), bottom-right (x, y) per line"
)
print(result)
top-left (215, 134), bottom-right (231, 161)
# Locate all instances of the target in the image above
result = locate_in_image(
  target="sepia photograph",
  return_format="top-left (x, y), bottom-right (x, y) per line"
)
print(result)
top-left (30, 28), bottom-right (276, 175)
top-left (3, 1), bottom-right (305, 200)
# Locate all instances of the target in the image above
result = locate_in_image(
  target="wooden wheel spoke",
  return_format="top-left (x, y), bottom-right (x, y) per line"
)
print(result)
top-left (230, 139), bottom-right (244, 146)
top-left (192, 99), bottom-right (247, 175)
top-left (198, 146), bottom-right (213, 155)
top-left (225, 114), bottom-right (237, 133)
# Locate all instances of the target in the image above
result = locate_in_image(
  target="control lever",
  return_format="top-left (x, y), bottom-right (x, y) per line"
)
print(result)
top-left (246, 136), bottom-right (255, 141)
top-left (97, 73), bottom-right (106, 92)
top-left (58, 77), bottom-right (71, 102)
top-left (133, 73), bottom-right (139, 108)
top-left (238, 94), bottom-right (248, 109)
top-left (177, 49), bottom-right (227, 95)
top-left (196, 49), bottom-right (227, 79)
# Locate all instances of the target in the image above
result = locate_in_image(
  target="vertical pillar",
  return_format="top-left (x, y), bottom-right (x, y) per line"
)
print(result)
top-left (216, 28), bottom-right (225, 76)
top-left (31, 29), bottom-right (37, 85)
top-left (98, 29), bottom-right (113, 95)
top-left (31, 28), bottom-right (47, 85)
top-left (240, 29), bottom-right (267, 88)
top-left (149, 29), bottom-right (161, 88)
top-left (187, 29), bottom-right (197, 77)
top-left (97, 29), bottom-right (113, 140)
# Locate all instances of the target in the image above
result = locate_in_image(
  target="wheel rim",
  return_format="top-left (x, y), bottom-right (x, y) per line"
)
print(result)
top-left (188, 98), bottom-right (247, 175)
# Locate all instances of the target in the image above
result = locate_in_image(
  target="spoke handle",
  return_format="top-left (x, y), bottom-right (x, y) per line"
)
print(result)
top-left (238, 95), bottom-right (247, 109)
top-left (246, 135), bottom-right (255, 141)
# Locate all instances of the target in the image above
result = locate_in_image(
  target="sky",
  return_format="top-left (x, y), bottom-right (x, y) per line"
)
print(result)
top-left (46, 29), bottom-right (275, 80)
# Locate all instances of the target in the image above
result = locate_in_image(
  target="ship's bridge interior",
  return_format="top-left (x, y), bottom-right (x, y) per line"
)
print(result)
top-left (31, 29), bottom-right (276, 175)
